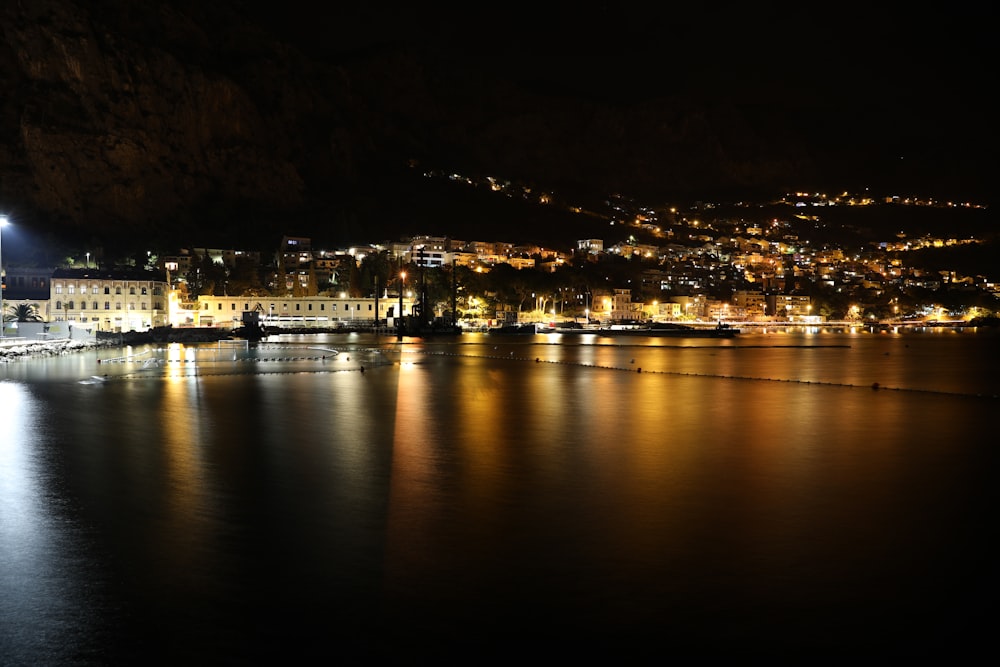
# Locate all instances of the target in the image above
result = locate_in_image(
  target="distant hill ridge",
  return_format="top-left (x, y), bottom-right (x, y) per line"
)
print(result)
top-left (0, 1), bottom-right (990, 255)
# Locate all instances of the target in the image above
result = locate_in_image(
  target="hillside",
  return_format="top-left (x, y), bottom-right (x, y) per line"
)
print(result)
top-left (1, 1), bottom-right (993, 257)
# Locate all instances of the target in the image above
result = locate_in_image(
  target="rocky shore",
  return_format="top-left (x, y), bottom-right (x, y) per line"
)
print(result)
top-left (0, 338), bottom-right (120, 363)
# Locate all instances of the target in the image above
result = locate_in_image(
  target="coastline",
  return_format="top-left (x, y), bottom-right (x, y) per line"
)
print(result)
top-left (0, 338), bottom-right (119, 363)
top-left (4, 319), bottom-right (997, 364)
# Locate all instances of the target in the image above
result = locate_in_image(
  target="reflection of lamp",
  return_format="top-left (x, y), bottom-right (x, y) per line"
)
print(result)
top-left (0, 215), bottom-right (7, 338)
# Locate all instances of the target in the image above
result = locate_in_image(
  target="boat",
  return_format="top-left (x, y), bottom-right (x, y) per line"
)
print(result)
top-left (632, 322), bottom-right (740, 337)
top-left (540, 322), bottom-right (740, 338)
top-left (486, 323), bottom-right (538, 335)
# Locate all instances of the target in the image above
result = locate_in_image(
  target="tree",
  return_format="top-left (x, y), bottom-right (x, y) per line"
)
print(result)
top-left (359, 250), bottom-right (394, 297)
top-left (347, 261), bottom-right (363, 297)
top-left (305, 264), bottom-right (320, 296)
top-left (5, 303), bottom-right (43, 322)
top-left (228, 256), bottom-right (265, 295)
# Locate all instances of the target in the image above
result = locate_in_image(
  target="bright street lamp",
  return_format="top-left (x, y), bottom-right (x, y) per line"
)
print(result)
top-left (0, 215), bottom-right (7, 338)
top-left (397, 270), bottom-right (406, 341)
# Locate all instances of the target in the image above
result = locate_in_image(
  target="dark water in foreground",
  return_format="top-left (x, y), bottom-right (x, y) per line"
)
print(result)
top-left (2, 329), bottom-right (998, 662)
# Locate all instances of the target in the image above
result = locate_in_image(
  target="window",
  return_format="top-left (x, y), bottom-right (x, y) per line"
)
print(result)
top-left (68, 285), bottom-right (75, 294)
top-left (92, 301), bottom-right (98, 310)
top-left (129, 303), bottom-right (135, 310)
top-left (141, 287), bottom-right (147, 295)
top-left (56, 301), bottom-right (63, 310)
top-left (308, 304), bottom-right (312, 311)
top-left (115, 287), bottom-right (122, 295)
top-left (56, 284), bottom-right (63, 294)
top-left (116, 302), bottom-right (122, 310)
top-left (129, 287), bottom-right (136, 295)
top-left (92, 285), bottom-right (99, 294)
top-left (218, 303), bottom-right (222, 310)
top-left (296, 304), bottom-right (301, 311)
top-left (104, 287), bottom-right (110, 294)
top-left (105, 302), bottom-right (110, 310)
top-left (231, 304), bottom-right (236, 310)
top-left (142, 303), bottom-right (147, 310)
top-left (67, 301), bottom-right (75, 310)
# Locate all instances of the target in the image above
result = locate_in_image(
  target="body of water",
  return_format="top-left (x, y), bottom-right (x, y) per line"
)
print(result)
top-left (2, 328), bottom-right (997, 662)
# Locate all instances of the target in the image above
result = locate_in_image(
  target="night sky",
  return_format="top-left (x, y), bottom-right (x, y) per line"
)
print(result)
top-left (248, 2), bottom-right (994, 202)
top-left (0, 2), bottom-right (994, 257)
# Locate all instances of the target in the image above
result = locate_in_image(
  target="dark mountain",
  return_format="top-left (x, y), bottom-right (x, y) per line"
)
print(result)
top-left (1, 1), bottom-right (992, 258)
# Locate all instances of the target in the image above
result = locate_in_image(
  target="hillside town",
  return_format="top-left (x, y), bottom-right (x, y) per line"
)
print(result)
top-left (2, 182), bottom-right (997, 341)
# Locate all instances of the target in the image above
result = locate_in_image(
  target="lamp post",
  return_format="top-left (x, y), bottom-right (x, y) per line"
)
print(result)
top-left (0, 215), bottom-right (7, 338)
top-left (397, 270), bottom-right (406, 341)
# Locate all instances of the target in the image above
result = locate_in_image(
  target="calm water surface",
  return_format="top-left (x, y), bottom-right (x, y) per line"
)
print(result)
top-left (2, 329), bottom-right (998, 662)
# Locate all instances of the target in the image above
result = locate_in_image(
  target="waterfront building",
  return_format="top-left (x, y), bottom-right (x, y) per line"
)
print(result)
top-left (734, 290), bottom-right (768, 320)
top-left (189, 294), bottom-right (415, 328)
top-left (50, 268), bottom-right (169, 332)
top-left (767, 293), bottom-right (814, 320)
top-left (2, 266), bottom-right (55, 330)
top-left (609, 288), bottom-right (642, 321)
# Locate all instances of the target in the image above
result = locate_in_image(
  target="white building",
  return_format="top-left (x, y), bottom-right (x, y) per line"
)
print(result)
top-left (188, 294), bottom-right (415, 328)
top-left (50, 268), bottom-right (169, 332)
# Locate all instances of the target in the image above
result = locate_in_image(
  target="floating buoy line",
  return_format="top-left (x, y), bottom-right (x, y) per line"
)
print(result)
top-left (85, 343), bottom-right (999, 400)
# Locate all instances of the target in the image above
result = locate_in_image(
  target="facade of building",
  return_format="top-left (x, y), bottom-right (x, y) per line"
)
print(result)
top-left (2, 266), bottom-right (51, 302)
top-left (767, 293), bottom-right (814, 319)
top-left (189, 294), bottom-right (415, 328)
top-left (578, 239), bottom-right (604, 254)
top-left (50, 268), bottom-right (170, 331)
top-left (733, 290), bottom-right (768, 320)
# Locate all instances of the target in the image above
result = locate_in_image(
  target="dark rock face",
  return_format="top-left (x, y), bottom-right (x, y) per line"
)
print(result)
top-left (1, 1), bottom-right (344, 244)
top-left (7, 1), bottom-right (977, 250)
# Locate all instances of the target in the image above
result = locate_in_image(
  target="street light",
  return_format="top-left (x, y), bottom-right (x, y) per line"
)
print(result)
top-left (397, 270), bottom-right (406, 341)
top-left (0, 215), bottom-right (7, 338)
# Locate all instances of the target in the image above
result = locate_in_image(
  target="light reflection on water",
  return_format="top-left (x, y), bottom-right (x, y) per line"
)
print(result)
top-left (1, 331), bottom-right (998, 661)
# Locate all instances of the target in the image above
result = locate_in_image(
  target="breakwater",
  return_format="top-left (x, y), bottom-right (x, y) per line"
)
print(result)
top-left (0, 338), bottom-right (118, 363)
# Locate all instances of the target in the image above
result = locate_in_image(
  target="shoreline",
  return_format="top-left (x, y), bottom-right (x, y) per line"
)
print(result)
top-left (4, 320), bottom-right (998, 364)
top-left (0, 338), bottom-right (120, 363)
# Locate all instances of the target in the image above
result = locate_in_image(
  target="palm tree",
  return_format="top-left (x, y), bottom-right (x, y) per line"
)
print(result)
top-left (4, 303), bottom-right (43, 323)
